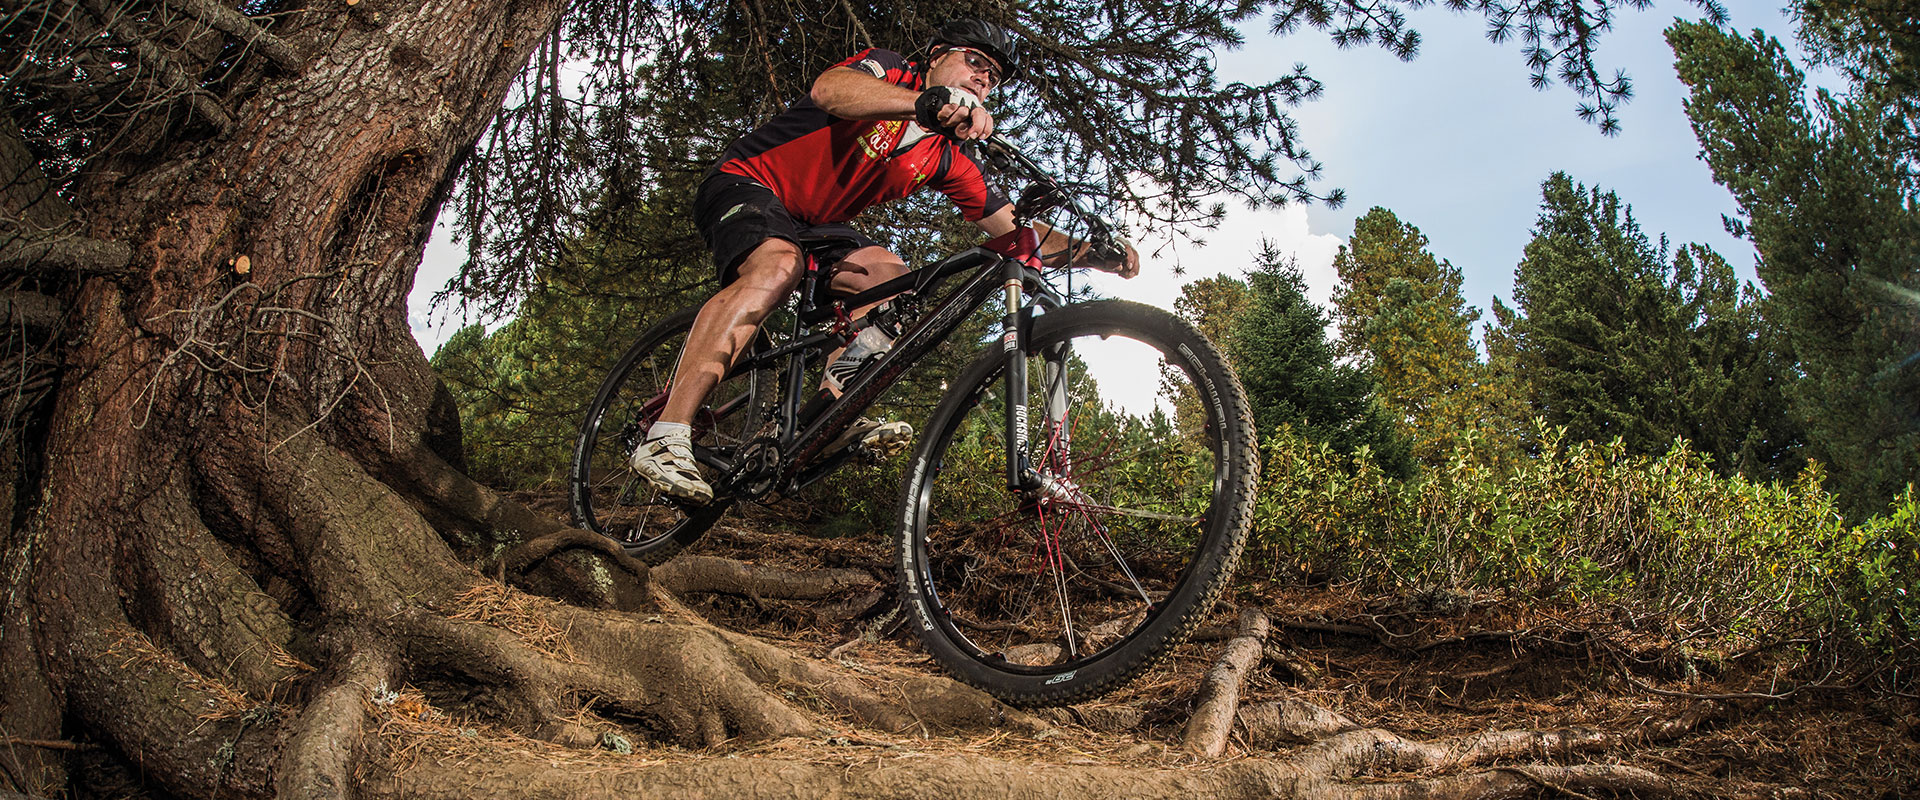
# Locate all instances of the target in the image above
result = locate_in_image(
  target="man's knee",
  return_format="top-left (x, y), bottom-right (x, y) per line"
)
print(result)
top-left (733, 238), bottom-right (807, 290)
top-left (831, 246), bottom-right (908, 293)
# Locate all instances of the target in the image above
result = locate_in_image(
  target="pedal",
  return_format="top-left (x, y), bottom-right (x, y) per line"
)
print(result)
top-left (856, 429), bottom-right (914, 461)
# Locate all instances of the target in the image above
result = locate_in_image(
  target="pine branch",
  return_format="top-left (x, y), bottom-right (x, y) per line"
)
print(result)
top-left (161, 0), bottom-right (304, 73)
top-left (78, 0), bottom-right (236, 132)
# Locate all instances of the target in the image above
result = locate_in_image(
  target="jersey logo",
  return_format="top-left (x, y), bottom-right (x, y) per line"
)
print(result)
top-left (855, 58), bottom-right (885, 78)
top-left (859, 120), bottom-right (903, 160)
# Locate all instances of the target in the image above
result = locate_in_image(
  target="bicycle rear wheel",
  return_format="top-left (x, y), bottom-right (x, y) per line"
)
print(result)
top-left (896, 300), bottom-right (1258, 706)
top-left (568, 305), bottom-right (769, 563)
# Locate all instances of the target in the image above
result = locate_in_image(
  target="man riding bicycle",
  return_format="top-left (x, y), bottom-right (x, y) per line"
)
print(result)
top-left (633, 19), bottom-right (1141, 504)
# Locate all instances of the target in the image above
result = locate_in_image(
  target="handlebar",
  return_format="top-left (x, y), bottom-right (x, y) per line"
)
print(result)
top-left (978, 136), bottom-right (1126, 265)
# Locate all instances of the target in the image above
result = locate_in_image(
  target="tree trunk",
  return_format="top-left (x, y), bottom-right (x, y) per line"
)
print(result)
top-left (4, 0), bottom-right (569, 794)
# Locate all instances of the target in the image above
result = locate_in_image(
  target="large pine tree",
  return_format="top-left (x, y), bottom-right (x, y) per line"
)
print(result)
top-left (1670, 20), bottom-right (1917, 516)
top-left (1491, 173), bottom-right (1796, 475)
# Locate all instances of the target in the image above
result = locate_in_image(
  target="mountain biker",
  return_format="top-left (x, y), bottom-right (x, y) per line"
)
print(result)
top-left (632, 19), bottom-right (1141, 504)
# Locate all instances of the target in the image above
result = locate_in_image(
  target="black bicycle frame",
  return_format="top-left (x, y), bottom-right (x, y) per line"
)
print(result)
top-left (715, 224), bottom-right (1064, 497)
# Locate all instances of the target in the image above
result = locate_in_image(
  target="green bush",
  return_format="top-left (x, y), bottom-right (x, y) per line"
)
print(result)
top-left (1246, 423), bottom-right (1919, 665)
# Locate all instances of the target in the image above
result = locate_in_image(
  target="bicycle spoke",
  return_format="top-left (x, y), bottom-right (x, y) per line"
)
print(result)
top-left (1037, 502), bottom-right (1078, 659)
top-left (1069, 504), bottom-right (1153, 608)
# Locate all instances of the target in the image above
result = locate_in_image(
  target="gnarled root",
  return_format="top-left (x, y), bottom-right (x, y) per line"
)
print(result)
top-left (1184, 607), bottom-right (1271, 756)
top-left (1238, 698), bottom-right (1360, 747)
top-left (650, 554), bottom-right (876, 601)
top-left (276, 647), bottom-right (397, 800)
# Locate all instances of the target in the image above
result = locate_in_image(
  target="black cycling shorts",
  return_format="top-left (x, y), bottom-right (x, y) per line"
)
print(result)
top-left (693, 171), bottom-right (878, 285)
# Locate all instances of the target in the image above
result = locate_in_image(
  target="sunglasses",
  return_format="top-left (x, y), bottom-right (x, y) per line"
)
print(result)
top-left (945, 46), bottom-right (1004, 87)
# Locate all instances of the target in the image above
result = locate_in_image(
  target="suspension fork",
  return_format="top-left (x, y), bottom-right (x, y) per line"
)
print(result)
top-left (1001, 256), bottom-right (1032, 492)
top-left (998, 226), bottom-right (1075, 491)
top-left (999, 237), bottom-right (1073, 491)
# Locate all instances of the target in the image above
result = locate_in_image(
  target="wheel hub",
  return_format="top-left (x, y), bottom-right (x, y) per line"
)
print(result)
top-left (1032, 472), bottom-right (1085, 509)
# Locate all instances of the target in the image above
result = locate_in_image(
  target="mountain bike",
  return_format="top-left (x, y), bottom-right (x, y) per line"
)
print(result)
top-left (568, 136), bottom-right (1259, 706)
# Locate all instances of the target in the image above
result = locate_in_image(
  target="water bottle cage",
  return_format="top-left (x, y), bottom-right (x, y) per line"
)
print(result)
top-left (833, 299), bottom-right (904, 341)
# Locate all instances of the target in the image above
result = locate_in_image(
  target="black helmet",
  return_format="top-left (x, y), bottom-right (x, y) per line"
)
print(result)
top-left (928, 19), bottom-right (1020, 81)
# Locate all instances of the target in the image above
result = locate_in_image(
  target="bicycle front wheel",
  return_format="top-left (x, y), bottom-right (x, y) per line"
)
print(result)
top-left (896, 300), bottom-right (1259, 706)
top-left (568, 305), bottom-right (769, 563)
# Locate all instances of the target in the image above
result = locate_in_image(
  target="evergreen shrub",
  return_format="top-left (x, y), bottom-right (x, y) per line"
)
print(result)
top-left (1249, 423), bottom-right (1918, 665)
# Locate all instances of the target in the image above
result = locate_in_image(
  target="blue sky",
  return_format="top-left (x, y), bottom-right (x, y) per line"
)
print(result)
top-left (1091, 0), bottom-right (1822, 318)
top-left (409, 2), bottom-right (1824, 413)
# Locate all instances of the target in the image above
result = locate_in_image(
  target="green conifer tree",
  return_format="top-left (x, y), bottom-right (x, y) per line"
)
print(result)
top-left (1670, 21), bottom-right (1918, 516)
top-left (1231, 243), bottom-right (1411, 475)
top-left (1491, 173), bottom-right (1797, 476)
top-left (1330, 208), bottom-right (1495, 463)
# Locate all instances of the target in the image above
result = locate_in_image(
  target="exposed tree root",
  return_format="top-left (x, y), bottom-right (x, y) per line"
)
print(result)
top-left (553, 602), bottom-right (1048, 742)
top-left (495, 528), bottom-right (656, 610)
top-left (500, 528), bottom-right (650, 579)
top-left (276, 647), bottom-right (396, 800)
top-left (1238, 698), bottom-right (1361, 747)
top-left (56, 621), bottom-right (282, 799)
top-left (1344, 764), bottom-right (1675, 799)
top-left (386, 442), bottom-right (568, 544)
top-left (650, 554), bottom-right (877, 601)
top-left (126, 472), bottom-right (305, 698)
top-left (1185, 607), bottom-right (1271, 756)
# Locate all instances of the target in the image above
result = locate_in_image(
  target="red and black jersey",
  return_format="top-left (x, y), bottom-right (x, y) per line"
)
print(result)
top-left (714, 48), bottom-right (1010, 226)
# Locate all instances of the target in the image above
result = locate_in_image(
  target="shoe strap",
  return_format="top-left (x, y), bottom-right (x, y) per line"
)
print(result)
top-left (646, 435), bottom-right (698, 463)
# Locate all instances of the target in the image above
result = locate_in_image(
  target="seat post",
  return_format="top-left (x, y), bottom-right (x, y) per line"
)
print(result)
top-left (778, 251), bottom-right (824, 449)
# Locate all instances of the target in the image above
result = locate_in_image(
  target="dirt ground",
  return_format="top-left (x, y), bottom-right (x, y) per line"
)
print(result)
top-left (504, 490), bottom-right (1920, 800)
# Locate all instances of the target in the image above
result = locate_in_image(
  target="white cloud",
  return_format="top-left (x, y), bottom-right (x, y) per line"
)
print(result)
top-left (1073, 203), bottom-right (1347, 416)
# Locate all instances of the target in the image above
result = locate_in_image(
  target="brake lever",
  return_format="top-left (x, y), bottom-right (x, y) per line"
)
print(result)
top-left (979, 137), bottom-right (1018, 174)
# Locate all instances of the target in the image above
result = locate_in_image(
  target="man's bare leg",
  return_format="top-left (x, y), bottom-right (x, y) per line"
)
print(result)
top-left (630, 238), bottom-right (803, 503)
top-left (659, 238), bottom-right (806, 425)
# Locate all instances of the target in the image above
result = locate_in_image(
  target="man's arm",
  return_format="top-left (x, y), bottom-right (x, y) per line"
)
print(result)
top-left (975, 206), bottom-right (1141, 279)
top-left (810, 67), bottom-right (995, 140)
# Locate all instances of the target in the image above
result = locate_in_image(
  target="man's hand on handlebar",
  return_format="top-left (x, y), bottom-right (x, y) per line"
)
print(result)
top-left (938, 103), bottom-right (994, 140)
top-left (1077, 239), bottom-right (1140, 279)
